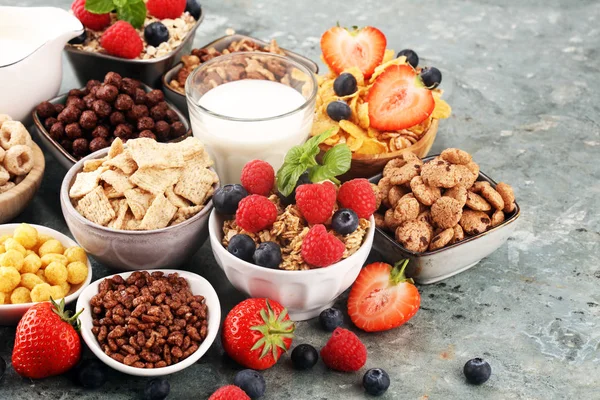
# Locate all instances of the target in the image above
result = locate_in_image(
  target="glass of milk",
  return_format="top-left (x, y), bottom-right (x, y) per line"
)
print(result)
top-left (185, 52), bottom-right (318, 184)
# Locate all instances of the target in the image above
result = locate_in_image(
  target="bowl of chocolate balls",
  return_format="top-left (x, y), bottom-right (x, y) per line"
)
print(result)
top-left (32, 71), bottom-right (191, 170)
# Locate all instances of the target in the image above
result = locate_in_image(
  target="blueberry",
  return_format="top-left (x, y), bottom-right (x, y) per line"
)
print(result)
top-left (143, 378), bottom-right (170, 400)
top-left (319, 307), bottom-right (343, 332)
top-left (253, 242), bottom-right (282, 269)
top-left (185, 0), bottom-right (202, 20)
top-left (69, 31), bottom-right (87, 45)
top-left (291, 344), bottom-right (319, 370)
top-left (233, 369), bottom-right (266, 399)
top-left (332, 208), bottom-right (359, 235)
top-left (213, 184), bottom-right (248, 214)
top-left (420, 67), bottom-right (442, 89)
top-left (363, 368), bottom-right (390, 396)
top-left (144, 22), bottom-right (170, 48)
top-left (228, 234), bottom-right (256, 262)
top-left (326, 101), bottom-right (351, 122)
top-left (333, 73), bottom-right (357, 97)
top-left (397, 49), bottom-right (419, 68)
top-left (463, 358), bottom-right (491, 385)
top-left (76, 359), bottom-right (107, 389)
top-left (278, 171), bottom-right (310, 205)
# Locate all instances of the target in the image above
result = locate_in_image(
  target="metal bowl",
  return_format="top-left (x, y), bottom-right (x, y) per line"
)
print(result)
top-left (32, 82), bottom-right (191, 170)
top-left (64, 10), bottom-right (204, 88)
top-left (369, 157), bottom-right (521, 284)
top-left (161, 33), bottom-right (319, 117)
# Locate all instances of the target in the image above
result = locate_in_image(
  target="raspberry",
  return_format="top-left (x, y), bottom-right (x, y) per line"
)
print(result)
top-left (301, 224), bottom-right (345, 267)
top-left (71, 0), bottom-right (110, 31)
top-left (337, 178), bottom-right (377, 219)
top-left (320, 327), bottom-right (367, 372)
top-left (235, 195), bottom-right (278, 233)
top-left (100, 21), bottom-right (143, 59)
top-left (295, 182), bottom-right (337, 224)
top-left (208, 385), bottom-right (250, 400)
top-left (147, 0), bottom-right (187, 19)
top-left (240, 160), bottom-right (275, 196)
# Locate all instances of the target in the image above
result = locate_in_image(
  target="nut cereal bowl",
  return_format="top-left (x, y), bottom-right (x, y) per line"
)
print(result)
top-left (60, 148), bottom-right (218, 270)
top-left (76, 269), bottom-right (220, 376)
top-left (208, 210), bottom-right (375, 321)
top-left (0, 224), bottom-right (92, 325)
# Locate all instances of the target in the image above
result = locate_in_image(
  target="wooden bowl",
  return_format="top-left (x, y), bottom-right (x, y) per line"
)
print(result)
top-left (0, 143), bottom-right (45, 223)
top-left (320, 118), bottom-right (439, 181)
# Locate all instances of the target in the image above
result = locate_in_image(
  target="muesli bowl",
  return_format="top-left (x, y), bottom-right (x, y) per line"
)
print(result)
top-left (209, 210), bottom-right (375, 321)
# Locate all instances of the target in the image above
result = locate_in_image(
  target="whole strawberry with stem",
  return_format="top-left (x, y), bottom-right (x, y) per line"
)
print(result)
top-left (222, 298), bottom-right (294, 370)
top-left (12, 298), bottom-right (83, 379)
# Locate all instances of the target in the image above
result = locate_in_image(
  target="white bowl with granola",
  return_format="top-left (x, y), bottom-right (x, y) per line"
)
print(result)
top-left (60, 137), bottom-right (219, 270)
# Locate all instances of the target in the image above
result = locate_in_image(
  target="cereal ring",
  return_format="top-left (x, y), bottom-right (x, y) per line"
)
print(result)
top-left (444, 185), bottom-right (467, 207)
top-left (429, 228), bottom-right (454, 251)
top-left (421, 158), bottom-right (458, 188)
top-left (388, 185), bottom-right (409, 209)
top-left (0, 165), bottom-right (9, 185)
top-left (479, 185), bottom-right (504, 210)
top-left (383, 158), bottom-right (406, 177)
top-left (395, 220), bottom-right (432, 253)
top-left (440, 148), bottom-right (472, 165)
top-left (466, 191), bottom-right (492, 211)
top-left (410, 176), bottom-right (441, 206)
top-left (452, 224), bottom-right (465, 243)
top-left (384, 208), bottom-right (403, 231)
top-left (496, 182), bottom-right (516, 213)
top-left (491, 209), bottom-right (505, 227)
top-left (0, 120), bottom-right (31, 150)
top-left (377, 177), bottom-right (393, 208)
top-left (0, 114), bottom-right (12, 129)
top-left (0, 147), bottom-right (5, 163)
top-left (3, 145), bottom-right (34, 176)
top-left (0, 181), bottom-right (15, 194)
top-left (371, 183), bottom-right (382, 210)
top-left (393, 194), bottom-right (420, 223)
top-left (374, 212), bottom-right (385, 229)
top-left (430, 197), bottom-right (463, 229)
top-left (460, 210), bottom-right (491, 235)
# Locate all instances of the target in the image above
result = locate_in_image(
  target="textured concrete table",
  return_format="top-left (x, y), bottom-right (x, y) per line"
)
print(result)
top-left (1, 0), bottom-right (599, 398)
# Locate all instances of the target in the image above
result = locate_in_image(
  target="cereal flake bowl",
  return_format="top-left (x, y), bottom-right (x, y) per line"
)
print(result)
top-left (76, 269), bottom-right (220, 376)
top-left (208, 210), bottom-right (375, 321)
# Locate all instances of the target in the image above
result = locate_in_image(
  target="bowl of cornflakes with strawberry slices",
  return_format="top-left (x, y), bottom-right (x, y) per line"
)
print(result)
top-left (313, 25), bottom-right (452, 179)
top-left (65, 0), bottom-right (204, 87)
top-left (208, 132), bottom-right (376, 321)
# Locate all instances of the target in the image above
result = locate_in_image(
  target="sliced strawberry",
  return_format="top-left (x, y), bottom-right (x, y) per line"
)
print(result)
top-left (348, 260), bottom-right (420, 332)
top-left (367, 64), bottom-right (435, 131)
top-left (321, 26), bottom-right (386, 78)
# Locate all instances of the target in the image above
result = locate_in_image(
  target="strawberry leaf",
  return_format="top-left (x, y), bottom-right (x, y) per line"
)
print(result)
top-left (116, 0), bottom-right (146, 29)
top-left (85, 0), bottom-right (115, 14)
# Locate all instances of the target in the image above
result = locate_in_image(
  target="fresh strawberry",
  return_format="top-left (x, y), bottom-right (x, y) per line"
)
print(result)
top-left (12, 298), bottom-right (82, 379)
top-left (209, 385), bottom-right (250, 400)
top-left (320, 327), bottom-right (367, 372)
top-left (321, 26), bottom-right (386, 78)
top-left (222, 298), bottom-right (294, 370)
top-left (348, 259), bottom-right (420, 332)
top-left (367, 64), bottom-right (435, 131)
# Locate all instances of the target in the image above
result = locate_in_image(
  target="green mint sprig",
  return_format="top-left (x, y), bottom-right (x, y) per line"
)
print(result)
top-left (85, 0), bottom-right (147, 29)
top-left (276, 129), bottom-right (352, 197)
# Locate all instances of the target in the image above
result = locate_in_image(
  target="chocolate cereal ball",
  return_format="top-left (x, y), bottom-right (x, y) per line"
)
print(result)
top-left (65, 123), bottom-right (83, 140)
top-left (150, 103), bottom-right (168, 120)
top-left (36, 101), bottom-right (56, 119)
top-left (86, 80), bottom-right (102, 91)
top-left (146, 90), bottom-right (164, 107)
top-left (154, 120), bottom-right (170, 141)
top-left (92, 100), bottom-right (112, 118)
top-left (83, 94), bottom-right (96, 109)
top-left (138, 130), bottom-right (156, 140)
top-left (92, 125), bottom-right (110, 138)
top-left (89, 137), bottom-right (109, 152)
top-left (80, 110), bottom-right (98, 130)
top-left (137, 117), bottom-right (155, 131)
top-left (54, 103), bottom-right (65, 115)
top-left (120, 78), bottom-right (140, 96)
top-left (165, 109), bottom-right (180, 123)
top-left (110, 111), bottom-right (126, 126)
top-left (72, 138), bottom-right (89, 156)
top-left (170, 122), bottom-right (186, 138)
top-left (104, 72), bottom-right (122, 88)
top-left (89, 85), bottom-right (100, 96)
top-left (134, 88), bottom-right (147, 105)
top-left (49, 122), bottom-right (65, 140)
top-left (114, 123), bottom-right (133, 139)
top-left (96, 84), bottom-right (119, 102)
top-left (68, 88), bottom-right (85, 97)
top-left (127, 104), bottom-right (149, 120)
top-left (43, 117), bottom-right (58, 130)
top-left (115, 94), bottom-right (133, 111)
top-left (57, 106), bottom-right (82, 124)
top-left (66, 96), bottom-right (86, 110)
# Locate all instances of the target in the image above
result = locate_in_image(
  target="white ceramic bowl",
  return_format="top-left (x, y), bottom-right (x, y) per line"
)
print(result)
top-left (76, 269), bottom-right (220, 377)
top-left (0, 224), bottom-right (93, 325)
top-left (209, 211), bottom-right (375, 321)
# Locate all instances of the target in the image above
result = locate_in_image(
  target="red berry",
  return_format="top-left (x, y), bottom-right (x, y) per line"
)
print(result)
top-left (337, 178), bottom-right (377, 219)
top-left (235, 195), bottom-right (278, 233)
top-left (208, 385), bottom-right (250, 400)
top-left (320, 327), bottom-right (367, 372)
top-left (301, 224), bottom-right (345, 267)
top-left (100, 21), bottom-right (143, 59)
top-left (295, 182), bottom-right (337, 224)
top-left (71, 0), bottom-right (110, 31)
top-left (147, 0), bottom-right (187, 19)
top-left (240, 160), bottom-right (275, 196)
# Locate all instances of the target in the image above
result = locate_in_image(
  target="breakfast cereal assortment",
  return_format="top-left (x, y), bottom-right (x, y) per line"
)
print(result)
top-left (0, 223), bottom-right (88, 305)
top-left (68, 136), bottom-right (217, 230)
top-left (0, 115), bottom-right (35, 194)
top-left (374, 148), bottom-right (517, 252)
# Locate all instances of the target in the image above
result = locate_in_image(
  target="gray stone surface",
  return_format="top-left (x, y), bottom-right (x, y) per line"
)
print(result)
top-left (1, 0), bottom-right (599, 398)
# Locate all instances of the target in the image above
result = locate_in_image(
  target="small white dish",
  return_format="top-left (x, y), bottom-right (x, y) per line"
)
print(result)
top-left (76, 269), bottom-right (220, 376)
top-left (209, 211), bottom-right (375, 321)
top-left (0, 224), bottom-right (92, 326)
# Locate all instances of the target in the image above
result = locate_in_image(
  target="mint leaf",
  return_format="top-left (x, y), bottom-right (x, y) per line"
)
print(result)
top-left (117, 0), bottom-right (146, 29)
top-left (300, 128), bottom-right (335, 166)
top-left (308, 144), bottom-right (351, 183)
top-left (113, 0), bottom-right (127, 7)
top-left (85, 0), bottom-right (115, 14)
top-left (276, 164), bottom-right (305, 197)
